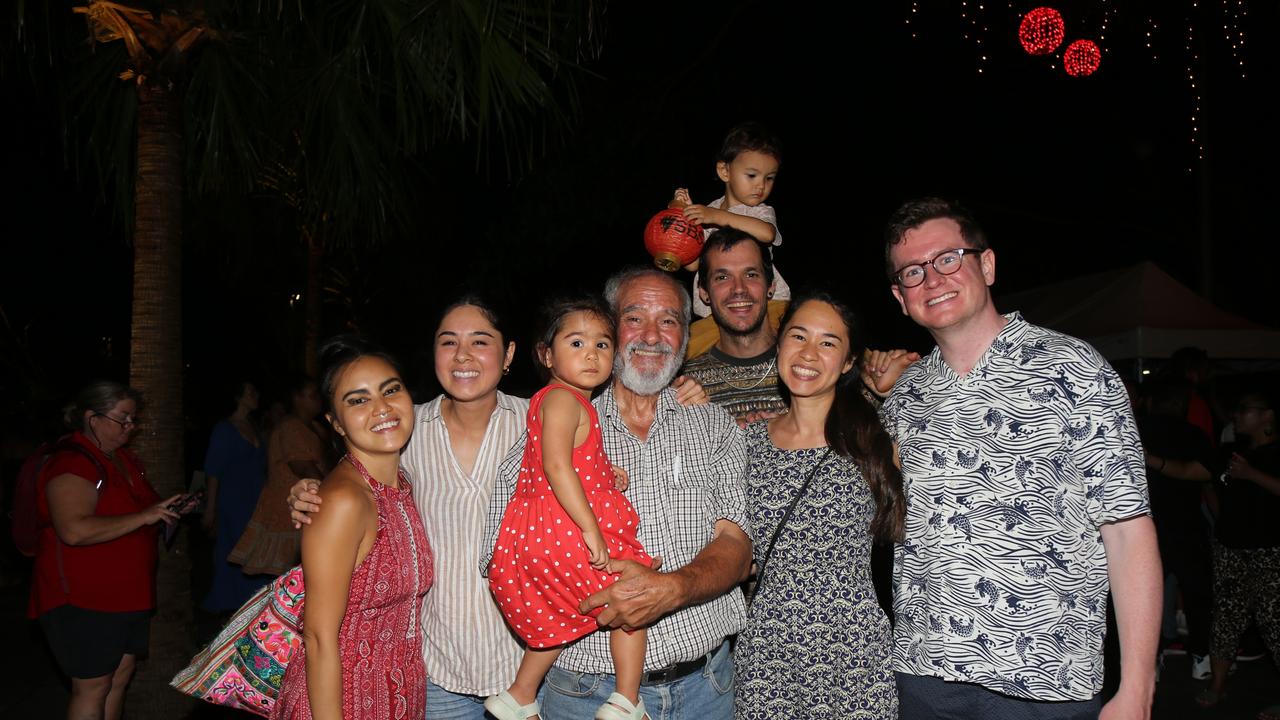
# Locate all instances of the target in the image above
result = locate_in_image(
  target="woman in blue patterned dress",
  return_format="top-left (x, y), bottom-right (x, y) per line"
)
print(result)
top-left (735, 292), bottom-right (906, 719)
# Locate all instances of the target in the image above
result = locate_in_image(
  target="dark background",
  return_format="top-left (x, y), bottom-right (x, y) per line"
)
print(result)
top-left (3, 1), bottom-right (1276, 431)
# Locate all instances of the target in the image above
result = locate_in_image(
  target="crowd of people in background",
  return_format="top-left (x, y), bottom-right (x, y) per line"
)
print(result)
top-left (1, 121), bottom-right (1277, 720)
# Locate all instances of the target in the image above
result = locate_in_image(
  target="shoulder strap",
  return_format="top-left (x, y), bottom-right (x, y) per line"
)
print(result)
top-left (747, 447), bottom-right (832, 605)
top-left (51, 437), bottom-right (110, 491)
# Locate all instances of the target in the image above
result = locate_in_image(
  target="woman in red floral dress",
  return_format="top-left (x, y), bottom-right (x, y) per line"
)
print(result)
top-left (272, 338), bottom-right (432, 720)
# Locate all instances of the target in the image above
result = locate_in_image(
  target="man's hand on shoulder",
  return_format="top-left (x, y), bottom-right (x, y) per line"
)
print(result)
top-left (861, 348), bottom-right (921, 398)
top-left (288, 478), bottom-right (323, 528)
top-left (736, 409), bottom-right (782, 429)
top-left (670, 374), bottom-right (709, 406)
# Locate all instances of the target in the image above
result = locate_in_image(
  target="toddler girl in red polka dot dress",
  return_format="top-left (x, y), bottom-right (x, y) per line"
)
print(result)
top-left (487, 297), bottom-right (652, 720)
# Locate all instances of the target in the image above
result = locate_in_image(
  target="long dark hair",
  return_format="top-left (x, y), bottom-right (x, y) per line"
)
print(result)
top-left (778, 292), bottom-right (906, 543)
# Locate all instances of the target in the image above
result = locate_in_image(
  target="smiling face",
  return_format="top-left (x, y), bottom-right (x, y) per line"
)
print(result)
top-left (777, 299), bottom-right (855, 400)
top-left (326, 355), bottom-right (414, 456)
top-left (889, 217), bottom-right (997, 335)
top-left (434, 304), bottom-right (516, 403)
top-left (613, 275), bottom-right (687, 396)
top-left (699, 240), bottom-right (775, 339)
top-left (541, 310), bottom-right (615, 396)
top-left (716, 150), bottom-right (779, 208)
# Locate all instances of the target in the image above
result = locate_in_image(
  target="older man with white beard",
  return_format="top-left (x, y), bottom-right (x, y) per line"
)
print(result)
top-left (482, 266), bottom-right (751, 720)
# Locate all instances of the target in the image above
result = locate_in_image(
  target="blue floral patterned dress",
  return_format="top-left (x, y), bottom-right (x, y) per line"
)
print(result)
top-left (734, 421), bottom-right (897, 719)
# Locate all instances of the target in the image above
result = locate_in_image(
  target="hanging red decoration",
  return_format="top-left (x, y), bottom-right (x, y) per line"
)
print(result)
top-left (1019, 7), bottom-right (1065, 56)
top-left (1063, 39), bottom-right (1102, 77)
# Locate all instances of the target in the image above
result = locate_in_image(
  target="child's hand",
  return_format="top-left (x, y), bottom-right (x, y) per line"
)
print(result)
top-left (582, 528), bottom-right (611, 570)
top-left (670, 187), bottom-right (692, 208)
top-left (860, 348), bottom-right (921, 398)
top-left (611, 465), bottom-right (630, 492)
top-left (681, 204), bottom-right (719, 226)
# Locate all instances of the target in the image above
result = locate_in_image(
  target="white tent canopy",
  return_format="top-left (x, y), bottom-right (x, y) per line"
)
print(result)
top-left (996, 261), bottom-right (1280, 361)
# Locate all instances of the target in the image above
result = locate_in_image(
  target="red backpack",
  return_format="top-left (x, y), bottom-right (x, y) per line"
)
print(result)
top-left (10, 438), bottom-right (106, 557)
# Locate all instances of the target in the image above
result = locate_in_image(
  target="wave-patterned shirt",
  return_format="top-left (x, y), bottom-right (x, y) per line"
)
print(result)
top-left (881, 312), bottom-right (1149, 701)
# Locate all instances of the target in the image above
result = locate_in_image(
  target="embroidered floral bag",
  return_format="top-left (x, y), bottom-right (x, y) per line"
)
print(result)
top-left (171, 565), bottom-right (305, 716)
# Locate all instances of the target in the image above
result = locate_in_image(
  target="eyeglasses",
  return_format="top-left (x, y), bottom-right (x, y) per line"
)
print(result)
top-left (94, 413), bottom-right (139, 430)
top-left (893, 248), bottom-right (984, 288)
top-left (1236, 405), bottom-right (1270, 414)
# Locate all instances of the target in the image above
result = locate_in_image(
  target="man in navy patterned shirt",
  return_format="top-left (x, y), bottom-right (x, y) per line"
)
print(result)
top-left (880, 198), bottom-right (1161, 720)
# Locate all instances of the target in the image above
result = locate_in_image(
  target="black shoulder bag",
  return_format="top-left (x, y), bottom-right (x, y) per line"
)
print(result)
top-left (746, 447), bottom-right (832, 605)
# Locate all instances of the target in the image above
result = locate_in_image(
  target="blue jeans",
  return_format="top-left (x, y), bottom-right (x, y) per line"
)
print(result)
top-left (540, 641), bottom-right (734, 720)
top-left (426, 679), bottom-right (492, 720)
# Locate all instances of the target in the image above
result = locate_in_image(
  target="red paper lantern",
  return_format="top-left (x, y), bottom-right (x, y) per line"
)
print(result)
top-left (1063, 39), bottom-right (1102, 77)
top-left (644, 208), bottom-right (704, 272)
top-left (1019, 7), bottom-right (1065, 56)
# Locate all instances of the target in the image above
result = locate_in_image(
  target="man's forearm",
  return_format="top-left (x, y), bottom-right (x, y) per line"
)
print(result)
top-left (671, 519), bottom-right (753, 607)
top-left (1101, 515), bottom-right (1161, 708)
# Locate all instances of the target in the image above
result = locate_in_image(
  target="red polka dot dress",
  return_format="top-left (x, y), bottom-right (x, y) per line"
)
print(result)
top-left (489, 384), bottom-right (651, 648)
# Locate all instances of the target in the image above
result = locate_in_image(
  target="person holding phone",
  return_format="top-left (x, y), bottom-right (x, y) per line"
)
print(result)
top-left (30, 381), bottom-right (184, 720)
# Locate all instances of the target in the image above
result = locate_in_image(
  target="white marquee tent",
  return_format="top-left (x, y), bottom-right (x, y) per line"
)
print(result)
top-left (996, 261), bottom-right (1280, 361)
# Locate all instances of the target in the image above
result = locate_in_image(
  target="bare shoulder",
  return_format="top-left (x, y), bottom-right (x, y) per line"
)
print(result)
top-left (542, 386), bottom-right (587, 417)
top-left (310, 466), bottom-right (374, 531)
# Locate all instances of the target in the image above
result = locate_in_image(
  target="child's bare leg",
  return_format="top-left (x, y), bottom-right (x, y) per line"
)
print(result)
top-left (609, 628), bottom-right (647, 706)
top-left (508, 647), bottom-right (562, 708)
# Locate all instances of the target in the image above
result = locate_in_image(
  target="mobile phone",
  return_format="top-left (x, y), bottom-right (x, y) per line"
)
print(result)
top-left (167, 490), bottom-right (204, 515)
top-left (163, 490), bottom-right (204, 548)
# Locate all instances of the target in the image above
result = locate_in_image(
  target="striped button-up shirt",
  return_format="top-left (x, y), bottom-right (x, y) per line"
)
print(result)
top-left (404, 391), bottom-right (528, 696)
top-left (482, 384), bottom-right (750, 674)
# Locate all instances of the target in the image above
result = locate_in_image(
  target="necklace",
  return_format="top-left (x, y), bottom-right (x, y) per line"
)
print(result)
top-left (722, 357), bottom-right (776, 391)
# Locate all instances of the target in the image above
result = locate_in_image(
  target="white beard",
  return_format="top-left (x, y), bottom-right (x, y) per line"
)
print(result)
top-left (614, 341), bottom-right (682, 396)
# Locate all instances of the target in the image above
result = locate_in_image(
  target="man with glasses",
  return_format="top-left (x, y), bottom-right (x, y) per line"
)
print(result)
top-left (878, 198), bottom-right (1161, 719)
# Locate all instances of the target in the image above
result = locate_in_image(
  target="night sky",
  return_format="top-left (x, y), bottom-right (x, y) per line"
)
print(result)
top-left (3, 1), bottom-right (1276, 434)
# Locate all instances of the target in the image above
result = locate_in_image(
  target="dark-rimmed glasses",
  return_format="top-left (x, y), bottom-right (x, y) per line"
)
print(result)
top-left (893, 248), bottom-right (984, 288)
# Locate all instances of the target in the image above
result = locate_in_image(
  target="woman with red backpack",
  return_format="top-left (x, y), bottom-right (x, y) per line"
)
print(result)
top-left (29, 381), bottom-right (183, 720)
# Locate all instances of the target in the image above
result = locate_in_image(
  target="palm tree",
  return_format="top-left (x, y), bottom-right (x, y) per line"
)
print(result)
top-left (13, 0), bottom-right (604, 712)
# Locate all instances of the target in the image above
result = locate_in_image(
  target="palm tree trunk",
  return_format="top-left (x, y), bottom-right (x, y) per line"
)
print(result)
top-left (127, 79), bottom-right (195, 716)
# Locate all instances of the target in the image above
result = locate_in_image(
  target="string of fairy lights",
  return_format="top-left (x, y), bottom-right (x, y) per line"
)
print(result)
top-left (1187, 3), bottom-right (1203, 167)
top-left (1223, 0), bottom-right (1247, 75)
top-left (904, 2), bottom-right (1252, 171)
